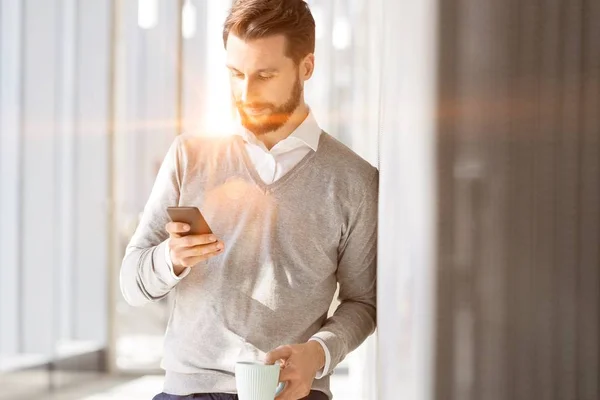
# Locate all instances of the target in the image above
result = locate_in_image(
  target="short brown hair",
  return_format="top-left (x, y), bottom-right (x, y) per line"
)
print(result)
top-left (223, 0), bottom-right (316, 63)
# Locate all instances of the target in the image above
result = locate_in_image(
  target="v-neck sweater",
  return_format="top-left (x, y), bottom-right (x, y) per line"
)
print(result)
top-left (120, 132), bottom-right (379, 398)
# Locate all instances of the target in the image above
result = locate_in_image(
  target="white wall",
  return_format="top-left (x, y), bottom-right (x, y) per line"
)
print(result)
top-left (377, 0), bottom-right (439, 399)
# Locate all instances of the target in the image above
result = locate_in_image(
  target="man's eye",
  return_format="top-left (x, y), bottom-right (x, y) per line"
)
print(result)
top-left (258, 75), bottom-right (273, 81)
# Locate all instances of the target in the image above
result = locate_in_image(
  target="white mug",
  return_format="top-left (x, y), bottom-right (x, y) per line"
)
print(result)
top-left (235, 361), bottom-right (285, 400)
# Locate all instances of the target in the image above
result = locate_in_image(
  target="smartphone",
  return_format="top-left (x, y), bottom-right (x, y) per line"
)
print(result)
top-left (166, 206), bottom-right (212, 236)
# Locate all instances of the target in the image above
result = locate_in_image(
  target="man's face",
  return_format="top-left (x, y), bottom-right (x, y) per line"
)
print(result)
top-left (226, 34), bottom-right (311, 136)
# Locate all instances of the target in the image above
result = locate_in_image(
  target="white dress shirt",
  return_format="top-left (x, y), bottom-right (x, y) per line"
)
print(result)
top-left (234, 111), bottom-right (321, 184)
top-left (165, 110), bottom-right (332, 378)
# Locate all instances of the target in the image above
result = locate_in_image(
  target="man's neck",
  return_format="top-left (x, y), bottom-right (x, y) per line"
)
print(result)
top-left (257, 103), bottom-right (310, 150)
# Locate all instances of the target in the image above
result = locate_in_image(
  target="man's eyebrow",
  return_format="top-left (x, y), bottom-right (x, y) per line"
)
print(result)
top-left (256, 68), bottom-right (279, 73)
top-left (226, 65), bottom-right (279, 74)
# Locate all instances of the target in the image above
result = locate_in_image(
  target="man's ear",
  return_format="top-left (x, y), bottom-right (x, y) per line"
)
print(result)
top-left (300, 53), bottom-right (315, 81)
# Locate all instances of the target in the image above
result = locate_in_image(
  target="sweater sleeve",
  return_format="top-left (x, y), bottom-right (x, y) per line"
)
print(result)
top-left (311, 170), bottom-right (378, 373)
top-left (119, 136), bottom-right (185, 307)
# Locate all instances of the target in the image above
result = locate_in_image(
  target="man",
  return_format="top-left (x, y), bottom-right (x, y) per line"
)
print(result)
top-left (120, 1), bottom-right (378, 399)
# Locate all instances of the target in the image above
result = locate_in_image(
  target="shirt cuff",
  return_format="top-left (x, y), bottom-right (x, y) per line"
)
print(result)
top-left (309, 337), bottom-right (331, 379)
top-left (164, 238), bottom-right (191, 280)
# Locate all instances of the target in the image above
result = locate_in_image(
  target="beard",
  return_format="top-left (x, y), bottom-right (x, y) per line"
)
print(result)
top-left (236, 77), bottom-right (302, 136)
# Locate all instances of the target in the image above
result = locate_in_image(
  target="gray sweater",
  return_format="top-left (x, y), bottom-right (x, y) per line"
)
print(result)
top-left (120, 133), bottom-right (378, 398)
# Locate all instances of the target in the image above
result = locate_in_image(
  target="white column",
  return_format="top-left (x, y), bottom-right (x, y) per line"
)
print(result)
top-left (345, 2), bottom-right (381, 399)
top-left (377, 0), bottom-right (439, 399)
top-left (20, 0), bottom-right (59, 355)
top-left (72, 0), bottom-right (113, 344)
top-left (0, 0), bottom-right (24, 359)
top-left (55, 0), bottom-right (78, 346)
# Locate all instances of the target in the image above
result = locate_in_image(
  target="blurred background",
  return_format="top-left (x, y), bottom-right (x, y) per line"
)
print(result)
top-left (0, 0), bottom-right (598, 399)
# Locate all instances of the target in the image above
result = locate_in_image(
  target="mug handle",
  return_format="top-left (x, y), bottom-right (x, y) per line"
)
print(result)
top-left (275, 382), bottom-right (286, 396)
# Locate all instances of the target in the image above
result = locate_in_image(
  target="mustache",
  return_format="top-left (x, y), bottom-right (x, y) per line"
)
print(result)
top-left (236, 102), bottom-right (274, 110)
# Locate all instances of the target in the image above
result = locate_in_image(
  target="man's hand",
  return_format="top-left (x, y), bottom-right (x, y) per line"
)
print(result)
top-left (265, 342), bottom-right (325, 400)
top-left (165, 222), bottom-right (224, 275)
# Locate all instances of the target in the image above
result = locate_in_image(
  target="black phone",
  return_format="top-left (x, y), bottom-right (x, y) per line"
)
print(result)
top-left (166, 206), bottom-right (212, 236)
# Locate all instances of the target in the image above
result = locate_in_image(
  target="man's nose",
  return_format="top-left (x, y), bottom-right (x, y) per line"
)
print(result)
top-left (240, 78), bottom-right (259, 104)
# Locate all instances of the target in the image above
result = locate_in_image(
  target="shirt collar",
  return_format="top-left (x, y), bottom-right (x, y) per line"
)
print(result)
top-left (234, 108), bottom-right (321, 151)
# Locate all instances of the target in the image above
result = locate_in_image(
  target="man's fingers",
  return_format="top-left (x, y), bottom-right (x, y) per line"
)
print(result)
top-left (179, 242), bottom-right (224, 259)
top-left (174, 246), bottom-right (224, 267)
top-left (172, 233), bottom-right (219, 248)
top-left (278, 365), bottom-right (298, 382)
top-left (181, 253), bottom-right (220, 266)
top-left (165, 221), bottom-right (190, 234)
top-left (265, 345), bottom-right (294, 365)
